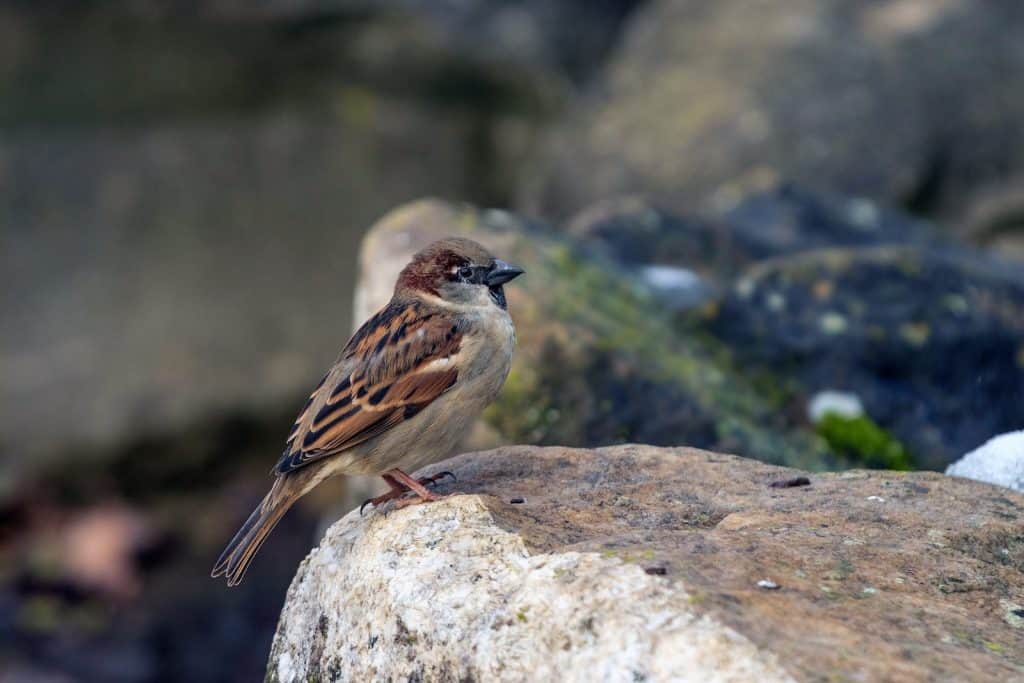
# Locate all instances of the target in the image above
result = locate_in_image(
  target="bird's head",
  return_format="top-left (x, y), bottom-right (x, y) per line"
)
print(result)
top-left (396, 237), bottom-right (524, 309)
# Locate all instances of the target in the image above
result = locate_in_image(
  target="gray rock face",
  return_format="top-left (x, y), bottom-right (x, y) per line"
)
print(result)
top-left (523, 0), bottom-right (1024, 228)
top-left (268, 445), bottom-right (1024, 681)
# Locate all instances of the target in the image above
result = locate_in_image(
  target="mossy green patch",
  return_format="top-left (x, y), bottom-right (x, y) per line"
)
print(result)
top-left (815, 413), bottom-right (912, 470)
top-left (476, 229), bottom-right (838, 470)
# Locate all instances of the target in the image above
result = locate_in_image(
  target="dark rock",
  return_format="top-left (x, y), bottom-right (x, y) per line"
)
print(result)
top-left (566, 185), bottom-right (940, 284)
top-left (523, 0), bottom-right (1024, 229)
top-left (708, 247), bottom-right (1024, 469)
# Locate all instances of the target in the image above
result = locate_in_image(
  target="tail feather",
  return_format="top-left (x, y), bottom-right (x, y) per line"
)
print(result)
top-left (211, 481), bottom-right (298, 586)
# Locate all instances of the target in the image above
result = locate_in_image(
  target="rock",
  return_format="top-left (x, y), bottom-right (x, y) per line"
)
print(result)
top-left (0, 1), bottom-right (640, 128)
top-left (963, 176), bottom-right (1024, 259)
top-left (522, 0), bottom-right (1024, 227)
top-left (352, 199), bottom-right (834, 470)
top-left (319, 0), bottom-right (645, 85)
top-left (947, 430), bottom-right (1024, 493)
top-left (708, 246), bottom-right (1024, 469)
top-left (806, 390), bottom-right (865, 423)
top-left (565, 185), bottom-right (939, 285)
top-left (268, 445), bottom-right (1024, 681)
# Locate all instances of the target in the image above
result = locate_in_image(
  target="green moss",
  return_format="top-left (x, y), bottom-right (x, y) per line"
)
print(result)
top-left (815, 414), bottom-right (912, 470)
top-left (480, 233), bottom-right (836, 470)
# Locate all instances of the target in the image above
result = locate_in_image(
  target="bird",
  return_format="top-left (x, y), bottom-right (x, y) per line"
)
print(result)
top-left (211, 237), bottom-right (524, 586)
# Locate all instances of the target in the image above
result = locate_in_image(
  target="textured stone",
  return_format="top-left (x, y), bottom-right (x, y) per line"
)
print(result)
top-left (269, 445), bottom-right (1024, 681)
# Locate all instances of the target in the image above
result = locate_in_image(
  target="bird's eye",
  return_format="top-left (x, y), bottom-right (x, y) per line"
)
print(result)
top-left (458, 266), bottom-right (474, 280)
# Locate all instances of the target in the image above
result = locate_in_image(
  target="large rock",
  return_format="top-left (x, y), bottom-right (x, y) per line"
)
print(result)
top-left (268, 445), bottom-right (1024, 681)
top-left (708, 246), bottom-right (1024, 469)
top-left (522, 0), bottom-right (1024, 232)
top-left (352, 199), bottom-right (832, 470)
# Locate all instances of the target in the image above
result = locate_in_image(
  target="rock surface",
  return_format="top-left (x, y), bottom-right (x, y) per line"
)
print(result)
top-left (269, 445), bottom-right (1024, 681)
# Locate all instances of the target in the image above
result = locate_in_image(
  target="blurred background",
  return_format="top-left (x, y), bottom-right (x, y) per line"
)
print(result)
top-left (2, 1), bottom-right (1023, 681)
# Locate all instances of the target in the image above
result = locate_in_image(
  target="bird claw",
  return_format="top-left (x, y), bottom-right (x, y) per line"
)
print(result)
top-left (359, 498), bottom-right (373, 516)
top-left (360, 471), bottom-right (457, 515)
top-left (360, 490), bottom-right (405, 516)
top-left (419, 471), bottom-right (457, 487)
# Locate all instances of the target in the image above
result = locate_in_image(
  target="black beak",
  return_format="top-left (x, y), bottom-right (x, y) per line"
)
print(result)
top-left (486, 259), bottom-right (525, 287)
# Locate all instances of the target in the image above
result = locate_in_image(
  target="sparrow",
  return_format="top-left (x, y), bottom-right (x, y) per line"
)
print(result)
top-left (211, 237), bottom-right (523, 586)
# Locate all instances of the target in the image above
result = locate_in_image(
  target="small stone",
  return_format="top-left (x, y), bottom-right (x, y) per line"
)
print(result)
top-left (866, 496), bottom-right (886, 502)
top-left (769, 476), bottom-right (811, 488)
top-left (766, 292), bottom-right (786, 312)
top-left (819, 312), bottom-right (848, 335)
top-left (757, 579), bottom-right (780, 590)
top-left (807, 390), bottom-right (864, 423)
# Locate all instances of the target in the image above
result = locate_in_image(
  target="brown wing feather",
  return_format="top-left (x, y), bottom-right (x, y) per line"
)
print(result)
top-left (274, 300), bottom-right (462, 474)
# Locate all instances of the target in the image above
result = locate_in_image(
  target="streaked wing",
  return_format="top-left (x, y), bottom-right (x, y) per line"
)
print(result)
top-left (275, 300), bottom-right (462, 474)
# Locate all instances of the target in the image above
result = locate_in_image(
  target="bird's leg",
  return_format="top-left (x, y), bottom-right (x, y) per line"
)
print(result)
top-left (386, 468), bottom-right (452, 509)
top-left (359, 474), bottom-right (409, 515)
top-left (360, 470), bottom-right (457, 514)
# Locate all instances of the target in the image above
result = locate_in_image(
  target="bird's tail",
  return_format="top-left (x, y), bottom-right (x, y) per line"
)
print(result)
top-left (211, 478), bottom-right (299, 586)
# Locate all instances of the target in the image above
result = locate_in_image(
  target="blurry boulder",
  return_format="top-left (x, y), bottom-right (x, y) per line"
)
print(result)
top-left (947, 430), bottom-right (1024, 493)
top-left (566, 185), bottom-right (938, 285)
top-left (708, 246), bottom-right (1024, 469)
top-left (353, 199), bottom-right (832, 470)
top-left (306, 0), bottom-right (645, 85)
top-left (269, 445), bottom-right (1024, 681)
top-left (0, 1), bottom-right (642, 128)
top-left (963, 177), bottom-right (1024, 260)
top-left (522, 0), bottom-right (1024, 234)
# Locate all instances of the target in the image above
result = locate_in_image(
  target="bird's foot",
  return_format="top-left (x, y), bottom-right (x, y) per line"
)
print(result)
top-left (360, 487), bottom-right (407, 515)
top-left (418, 471), bottom-right (457, 488)
top-left (360, 469), bottom-right (458, 515)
